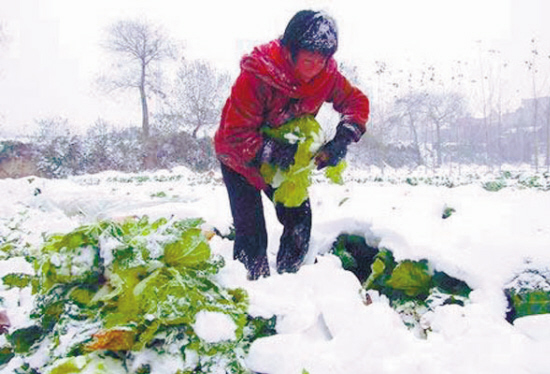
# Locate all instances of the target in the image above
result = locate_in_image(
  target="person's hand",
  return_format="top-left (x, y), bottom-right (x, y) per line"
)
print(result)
top-left (261, 137), bottom-right (298, 170)
top-left (315, 123), bottom-right (358, 169)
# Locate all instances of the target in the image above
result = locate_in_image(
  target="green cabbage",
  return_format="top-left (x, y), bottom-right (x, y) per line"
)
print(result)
top-left (261, 116), bottom-right (347, 207)
top-left (3, 216), bottom-right (261, 373)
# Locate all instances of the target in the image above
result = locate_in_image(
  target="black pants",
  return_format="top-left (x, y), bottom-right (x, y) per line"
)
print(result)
top-left (220, 163), bottom-right (312, 280)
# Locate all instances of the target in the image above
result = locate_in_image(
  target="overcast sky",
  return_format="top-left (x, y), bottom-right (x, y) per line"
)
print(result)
top-left (0, 0), bottom-right (549, 136)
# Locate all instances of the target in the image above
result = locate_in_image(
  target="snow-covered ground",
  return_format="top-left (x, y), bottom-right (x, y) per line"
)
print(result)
top-left (1, 165), bottom-right (550, 374)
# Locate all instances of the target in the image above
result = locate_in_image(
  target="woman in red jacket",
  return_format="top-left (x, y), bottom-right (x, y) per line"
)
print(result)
top-left (215, 10), bottom-right (369, 280)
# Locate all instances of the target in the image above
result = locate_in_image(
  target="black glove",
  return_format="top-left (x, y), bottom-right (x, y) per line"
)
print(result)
top-left (260, 137), bottom-right (298, 170)
top-left (315, 123), bottom-right (359, 169)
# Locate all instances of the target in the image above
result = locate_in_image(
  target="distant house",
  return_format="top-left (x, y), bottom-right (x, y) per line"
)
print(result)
top-left (500, 97), bottom-right (550, 163)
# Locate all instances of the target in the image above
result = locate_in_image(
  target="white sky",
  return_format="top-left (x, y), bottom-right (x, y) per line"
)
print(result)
top-left (0, 0), bottom-right (549, 136)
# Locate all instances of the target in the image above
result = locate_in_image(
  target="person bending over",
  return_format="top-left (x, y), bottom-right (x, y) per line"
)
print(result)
top-left (214, 10), bottom-right (370, 280)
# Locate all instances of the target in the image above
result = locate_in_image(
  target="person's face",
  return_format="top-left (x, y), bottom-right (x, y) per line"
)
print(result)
top-left (294, 50), bottom-right (327, 82)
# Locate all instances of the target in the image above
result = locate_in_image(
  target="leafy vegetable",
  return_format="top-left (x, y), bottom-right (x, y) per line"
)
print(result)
top-left (8, 325), bottom-right (43, 354)
top-left (442, 206), bottom-right (456, 219)
top-left (2, 216), bottom-right (270, 373)
top-left (331, 236), bottom-right (473, 337)
top-left (46, 353), bottom-right (126, 374)
top-left (507, 289), bottom-right (550, 320)
top-left (364, 249), bottom-right (396, 292)
top-left (261, 116), bottom-right (347, 207)
top-left (385, 260), bottom-right (432, 298)
top-left (363, 248), bottom-right (471, 302)
top-left (432, 271), bottom-right (471, 297)
top-left (330, 234), bottom-right (379, 283)
top-left (325, 160), bottom-right (347, 185)
top-left (483, 180), bottom-right (506, 192)
top-left (2, 273), bottom-right (33, 289)
top-left (163, 227), bottom-right (210, 268)
top-left (0, 346), bottom-right (15, 365)
top-left (84, 328), bottom-right (136, 351)
top-left (365, 250), bottom-right (472, 336)
top-left (504, 269), bottom-right (550, 322)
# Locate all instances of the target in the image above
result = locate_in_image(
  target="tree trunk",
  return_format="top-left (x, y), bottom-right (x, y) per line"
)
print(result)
top-left (192, 123), bottom-right (200, 139)
top-left (546, 114), bottom-right (550, 172)
top-left (497, 110), bottom-right (503, 171)
top-left (140, 67), bottom-right (149, 138)
top-left (546, 101), bottom-right (550, 172)
top-left (140, 64), bottom-right (156, 169)
top-left (533, 99), bottom-right (539, 172)
top-left (435, 121), bottom-right (442, 168)
top-left (407, 111), bottom-right (424, 165)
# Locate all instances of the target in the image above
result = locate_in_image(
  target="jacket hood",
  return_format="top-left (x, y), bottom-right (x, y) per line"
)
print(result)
top-left (240, 39), bottom-right (337, 98)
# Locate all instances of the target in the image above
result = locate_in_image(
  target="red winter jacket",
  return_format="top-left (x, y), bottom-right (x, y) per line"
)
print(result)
top-left (214, 39), bottom-right (369, 190)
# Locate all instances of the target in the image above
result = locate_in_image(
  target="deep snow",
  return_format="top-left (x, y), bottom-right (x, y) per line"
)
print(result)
top-left (1, 165), bottom-right (550, 374)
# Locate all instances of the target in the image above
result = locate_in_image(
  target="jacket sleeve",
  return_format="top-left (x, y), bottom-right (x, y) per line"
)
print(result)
top-left (214, 70), bottom-right (269, 190)
top-left (328, 70), bottom-right (370, 142)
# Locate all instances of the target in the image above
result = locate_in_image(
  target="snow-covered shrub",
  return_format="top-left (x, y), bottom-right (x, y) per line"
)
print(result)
top-left (36, 135), bottom-right (84, 178)
top-left (152, 130), bottom-right (217, 172)
top-left (82, 126), bottom-right (144, 174)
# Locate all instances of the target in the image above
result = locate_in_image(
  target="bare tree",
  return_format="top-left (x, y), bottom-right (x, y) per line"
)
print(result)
top-left (424, 92), bottom-right (466, 167)
top-left (546, 96), bottom-right (550, 172)
top-left (35, 116), bottom-right (71, 140)
top-left (488, 49), bottom-right (510, 168)
top-left (168, 59), bottom-right (230, 138)
top-left (393, 92), bottom-right (428, 165)
top-left (547, 53), bottom-right (550, 172)
top-left (525, 38), bottom-right (541, 171)
top-left (101, 19), bottom-right (176, 139)
top-left (475, 41), bottom-right (492, 166)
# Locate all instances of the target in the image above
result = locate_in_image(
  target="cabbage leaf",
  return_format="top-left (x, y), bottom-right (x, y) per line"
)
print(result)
top-left (261, 116), bottom-right (347, 207)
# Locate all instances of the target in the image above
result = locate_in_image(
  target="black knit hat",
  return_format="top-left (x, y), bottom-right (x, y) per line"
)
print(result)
top-left (281, 10), bottom-right (338, 60)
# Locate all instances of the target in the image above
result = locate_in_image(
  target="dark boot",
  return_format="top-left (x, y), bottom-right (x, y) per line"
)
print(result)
top-left (239, 247), bottom-right (270, 281)
top-left (274, 199), bottom-right (312, 274)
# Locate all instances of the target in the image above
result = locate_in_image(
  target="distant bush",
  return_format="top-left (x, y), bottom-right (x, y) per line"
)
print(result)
top-left (80, 127), bottom-right (217, 175)
top-left (154, 130), bottom-right (217, 172)
top-left (482, 180), bottom-right (506, 192)
top-left (0, 141), bottom-right (40, 178)
top-left (1, 123), bottom-right (218, 179)
top-left (36, 135), bottom-right (85, 178)
top-left (82, 126), bottom-right (144, 174)
top-left (350, 136), bottom-right (422, 169)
